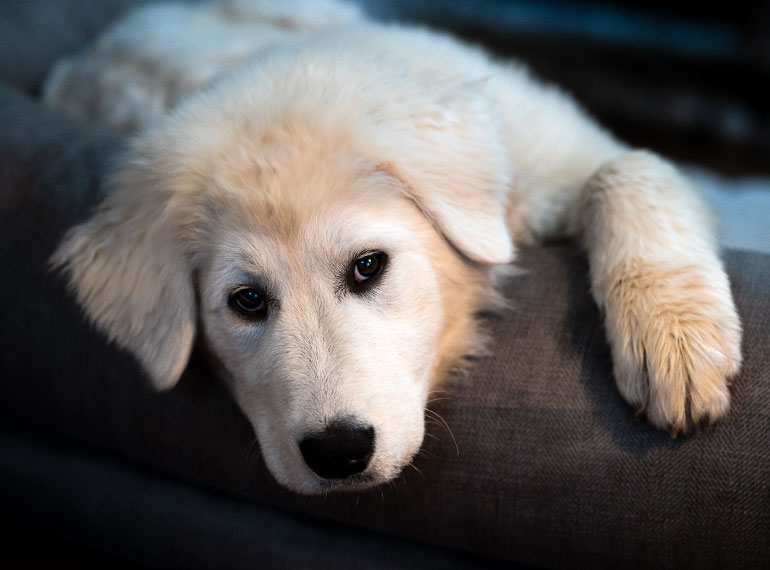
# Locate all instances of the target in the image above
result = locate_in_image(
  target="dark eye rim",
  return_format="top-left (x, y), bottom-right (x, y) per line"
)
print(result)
top-left (228, 286), bottom-right (269, 320)
top-left (347, 251), bottom-right (388, 294)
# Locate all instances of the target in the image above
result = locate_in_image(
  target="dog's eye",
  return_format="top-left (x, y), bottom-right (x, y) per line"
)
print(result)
top-left (350, 252), bottom-right (386, 292)
top-left (229, 287), bottom-right (268, 319)
top-left (354, 255), bottom-right (382, 282)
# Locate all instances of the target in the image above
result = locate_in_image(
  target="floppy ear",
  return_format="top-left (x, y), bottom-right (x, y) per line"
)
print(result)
top-left (358, 98), bottom-right (515, 265)
top-left (51, 153), bottom-right (197, 390)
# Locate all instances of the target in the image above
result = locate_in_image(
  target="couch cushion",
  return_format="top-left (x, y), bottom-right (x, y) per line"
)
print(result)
top-left (1, 85), bottom-right (770, 570)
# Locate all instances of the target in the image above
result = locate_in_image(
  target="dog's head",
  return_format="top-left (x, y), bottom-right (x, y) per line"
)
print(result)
top-left (52, 63), bottom-right (514, 493)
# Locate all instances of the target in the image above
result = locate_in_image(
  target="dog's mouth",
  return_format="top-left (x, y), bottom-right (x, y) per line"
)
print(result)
top-left (310, 471), bottom-right (382, 493)
top-left (278, 439), bottom-right (420, 495)
top-left (264, 412), bottom-right (421, 494)
top-left (304, 456), bottom-right (416, 494)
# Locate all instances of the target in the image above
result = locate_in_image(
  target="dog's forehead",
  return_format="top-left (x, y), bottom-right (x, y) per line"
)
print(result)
top-left (202, 136), bottom-right (397, 229)
top-left (190, 133), bottom-right (435, 286)
top-left (224, 191), bottom-right (416, 259)
top-left (201, 169), bottom-right (427, 288)
top-left (214, 170), bottom-right (406, 241)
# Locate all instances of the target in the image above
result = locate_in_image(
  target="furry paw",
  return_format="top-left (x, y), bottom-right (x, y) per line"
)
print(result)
top-left (602, 263), bottom-right (742, 434)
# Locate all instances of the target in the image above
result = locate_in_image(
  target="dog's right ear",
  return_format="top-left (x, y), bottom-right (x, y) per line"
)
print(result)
top-left (51, 149), bottom-right (197, 391)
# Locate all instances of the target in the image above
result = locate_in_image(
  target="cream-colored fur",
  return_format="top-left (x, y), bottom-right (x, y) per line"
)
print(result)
top-left (49, 0), bottom-right (742, 493)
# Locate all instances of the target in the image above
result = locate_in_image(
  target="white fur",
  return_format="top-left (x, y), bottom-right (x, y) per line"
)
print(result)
top-left (49, 0), bottom-right (742, 493)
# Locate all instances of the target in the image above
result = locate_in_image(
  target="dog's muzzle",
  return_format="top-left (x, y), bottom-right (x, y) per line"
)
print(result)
top-left (299, 418), bottom-right (375, 479)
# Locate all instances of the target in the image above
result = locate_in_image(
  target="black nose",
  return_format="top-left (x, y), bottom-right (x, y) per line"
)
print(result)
top-left (299, 419), bottom-right (375, 479)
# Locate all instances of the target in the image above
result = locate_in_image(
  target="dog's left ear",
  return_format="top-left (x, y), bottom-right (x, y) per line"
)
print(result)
top-left (361, 102), bottom-right (515, 265)
top-left (51, 145), bottom-right (198, 391)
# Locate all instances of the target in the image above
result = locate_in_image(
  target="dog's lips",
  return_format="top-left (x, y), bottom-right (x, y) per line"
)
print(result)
top-left (308, 471), bottom-right (382, 494)
top-left (304, 452), bottom-right (421, 494)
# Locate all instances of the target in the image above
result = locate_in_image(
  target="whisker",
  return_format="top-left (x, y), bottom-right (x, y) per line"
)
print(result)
top-left (241, 438), bottom-right (262, 471)
top-left (424, 408), bottom-right (459, 456)
top-left (416, 449), bottom-right (436, 460)
top-left (406, 461), bottom-right (425, 479)
top-left (426, 397), bottom-right (451, 405)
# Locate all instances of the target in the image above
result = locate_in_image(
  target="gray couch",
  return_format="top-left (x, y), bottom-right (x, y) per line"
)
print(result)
top-left (2, 2), bottom-right (770, 568)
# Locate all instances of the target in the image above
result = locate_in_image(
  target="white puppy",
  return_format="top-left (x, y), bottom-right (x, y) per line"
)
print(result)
top-left (49, 0), bottom-right (742, 494)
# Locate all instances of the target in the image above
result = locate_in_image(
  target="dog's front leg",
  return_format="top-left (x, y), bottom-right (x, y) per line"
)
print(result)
top-left (578, 150), bottom-right (742, 433)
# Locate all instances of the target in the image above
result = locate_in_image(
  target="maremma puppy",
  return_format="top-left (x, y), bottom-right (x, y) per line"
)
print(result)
top-left (48, 0), bottom-right (742, 494)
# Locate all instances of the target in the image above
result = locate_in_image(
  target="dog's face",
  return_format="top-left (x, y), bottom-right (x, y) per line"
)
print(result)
top-left (195, 152), bottom-right (453, 492)
top-left (53, 83), bottom-right (515, 493)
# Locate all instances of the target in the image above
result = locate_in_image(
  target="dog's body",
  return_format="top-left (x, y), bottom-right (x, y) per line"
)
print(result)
top-left (49, 0), bottom-right (742, 494)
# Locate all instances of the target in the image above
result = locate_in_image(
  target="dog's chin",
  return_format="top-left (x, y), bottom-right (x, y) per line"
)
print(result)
top-left (270, 468), bottom-right (394, 496)
top-left (268, 453), bottom-right (417, 496)
top-left (298, 471), bottom-right (392, 495)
